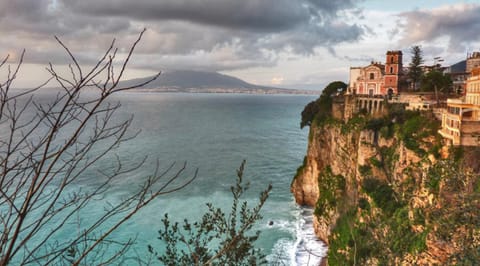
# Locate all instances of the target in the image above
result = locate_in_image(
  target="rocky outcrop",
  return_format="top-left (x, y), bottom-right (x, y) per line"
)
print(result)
top-left (291, 114), bottom-right (480, 265)
top-left (291, 123), bottom-right (361, 242)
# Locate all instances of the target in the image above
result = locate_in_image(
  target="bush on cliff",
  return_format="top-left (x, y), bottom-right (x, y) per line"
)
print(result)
top-left (362, 178), bottom-right (401, 216)
top-left (314, 166), bottom-right (346, 217)
top-left (300, 81), bottom-right (347, 128)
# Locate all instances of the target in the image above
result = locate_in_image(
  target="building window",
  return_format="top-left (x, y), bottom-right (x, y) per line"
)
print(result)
top-left (370, 73), bottom-right (374, 80)
top-left (390, 66), bottom-right (394, 73)
top-left (390, 57), bottom-right (394, 63)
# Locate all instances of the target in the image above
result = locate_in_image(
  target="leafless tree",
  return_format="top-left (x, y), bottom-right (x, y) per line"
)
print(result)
top-left (0, 29), bottom-right (197, 265)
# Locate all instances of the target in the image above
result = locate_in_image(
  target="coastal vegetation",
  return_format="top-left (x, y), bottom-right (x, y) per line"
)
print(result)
top-left (150, 161), bottom-right (271, 265)
top-left (300, 81), bottom-right (347, 129)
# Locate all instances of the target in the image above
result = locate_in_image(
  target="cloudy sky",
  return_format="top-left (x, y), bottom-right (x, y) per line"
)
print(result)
top-left (2, 0), bottom-right (480, 89)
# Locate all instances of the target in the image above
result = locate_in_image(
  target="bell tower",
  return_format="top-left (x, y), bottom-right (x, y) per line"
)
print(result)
top-left (384, 51), bottom-right (402, 94)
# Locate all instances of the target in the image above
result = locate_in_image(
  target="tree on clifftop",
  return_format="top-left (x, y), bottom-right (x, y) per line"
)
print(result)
top-left (408, 45), bottom-right (424, 91)
top-left (300, 81), bottom-right (347, 128)
top-left (421, 70), bottom-right (452, 106)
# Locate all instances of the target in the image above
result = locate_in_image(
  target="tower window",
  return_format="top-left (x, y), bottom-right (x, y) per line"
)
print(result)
top-left (390, 57), bottom-right (394, 63)
top-left (390, 66), bottom-right (394, 73)
top-left (370, 73), bottom-right (374, 80)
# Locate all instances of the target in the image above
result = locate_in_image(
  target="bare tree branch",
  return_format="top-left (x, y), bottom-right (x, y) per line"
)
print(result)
top-left (0, 29), bottom-right (194, 265)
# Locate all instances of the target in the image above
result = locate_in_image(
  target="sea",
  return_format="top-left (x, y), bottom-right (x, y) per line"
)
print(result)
top-left (7, 91), bottom-right (327, 265)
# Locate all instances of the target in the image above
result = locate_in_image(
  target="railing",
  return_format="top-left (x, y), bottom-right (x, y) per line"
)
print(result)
top-left (447, 98), bottom-right (464, 104)
top-left (352, 94), bottom-right (387, 99)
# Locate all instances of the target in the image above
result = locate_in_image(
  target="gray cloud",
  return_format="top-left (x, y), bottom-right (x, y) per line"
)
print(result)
top-left (397, 3), bottom-right (480, 52)
top-left (65, 0), bottom-right (306, 32)
top-left (0, 0), bottom-right (364, 73)
top-left (64, 0), bottom-right (361, 32)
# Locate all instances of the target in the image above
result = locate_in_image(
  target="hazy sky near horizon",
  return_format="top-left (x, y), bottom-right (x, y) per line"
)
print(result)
top-left (1, 0), bottom-right (480, 89)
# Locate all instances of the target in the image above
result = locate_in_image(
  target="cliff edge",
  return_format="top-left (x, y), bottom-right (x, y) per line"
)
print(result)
top-left (292, 102), bottom-right (480, 265)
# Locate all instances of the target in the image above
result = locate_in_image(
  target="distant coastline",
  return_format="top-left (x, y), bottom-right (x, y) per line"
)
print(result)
top-left (115, 70), bottom-right (321, 95)
top-left (127, 87), bottom-right (320, 95)
top-left (13, 86), bottom-right (320, 96)
top-left (15, 68), bottom-right (323, 95)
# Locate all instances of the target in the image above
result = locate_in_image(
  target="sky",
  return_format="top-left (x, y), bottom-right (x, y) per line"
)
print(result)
top-left (1, 0), bottom-right (480, 89)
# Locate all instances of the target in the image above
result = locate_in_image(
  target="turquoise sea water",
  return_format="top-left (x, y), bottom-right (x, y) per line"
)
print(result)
top-left (6, 92), bottom-right (327, 265)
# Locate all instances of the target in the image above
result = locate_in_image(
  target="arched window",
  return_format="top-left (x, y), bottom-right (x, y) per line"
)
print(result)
top-left (390, 57), bottom-right (394, 63)
top-left (390, 66), bottom-right (394, 73)
top-left (370, 73), bottom-right (374, 80)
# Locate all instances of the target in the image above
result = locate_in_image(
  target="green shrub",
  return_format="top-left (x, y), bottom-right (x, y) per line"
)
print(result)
top-left (452, 146), bottom-right (464, 162)
top-left (359, 165), bottom-right (372, 177)
top-left (314, 166), bottom-right (346, 217)
top-left (369, 156), bottom-right (383, 168)
top-left (426, 165), bottom-right (442, 194)
top-left (380, 124), bottom-right (394, 139)
top-left (379, 146), bottom-right (398, 172)
top-left (389, 207), bottom-right (428, 255)
top-left (328, 209), bottom-right (380, 265)
top-left (365, 118), bottom-right (386, 131)
top-left (300, 81), bottom-right (347, 128)
top-left (327, 209), bottom-right (357, 265)
top-left (392, 110), bottom-right (441, 156)
top-left (341, 114), bottom-right (365, 134)
top-left (362, 178), bottom-right (401, 215)
top-left (358, 198), bottom-right (370, 211)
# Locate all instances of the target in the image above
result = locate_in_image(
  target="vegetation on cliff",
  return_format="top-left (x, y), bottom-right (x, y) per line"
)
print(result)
top-left (300, 81), bottom-right (347, 129)
top-left (295, 95), bottom-right (480, 265)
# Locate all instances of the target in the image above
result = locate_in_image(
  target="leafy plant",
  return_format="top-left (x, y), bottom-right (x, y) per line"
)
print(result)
top-left (300, 81), bottom-right (347, 128)
top-left (150, 161), bottom-right (272, 266)
top-left (315, 166), bottom-right (346, 217)
top-left (362, 178), bottom-right (401, 215)
top-left (358, 165), bottom-right (372, 177)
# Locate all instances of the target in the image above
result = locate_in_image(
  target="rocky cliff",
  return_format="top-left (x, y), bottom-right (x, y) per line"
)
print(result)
top-left (292, 109), bottom-right (480, 265)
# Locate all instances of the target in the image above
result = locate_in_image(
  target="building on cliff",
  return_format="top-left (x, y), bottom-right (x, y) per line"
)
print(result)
top-left (439, 67), bottom-right (480, 146)
top-left (445, 60), bottom-right (468, 95)
top-left (467, 51), bottom-right (480, 73)
top-left (336, 95), bottom-right (387, 121)
top-left (444, 51), bottom-right (480, 95)
top-left (339, 51), bottom-right (403, 121)
top-left (348, 51), bottom-right (403, 96)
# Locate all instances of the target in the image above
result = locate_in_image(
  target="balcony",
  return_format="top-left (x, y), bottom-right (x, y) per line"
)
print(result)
top-left (447, 98), bottom-right (464, 104)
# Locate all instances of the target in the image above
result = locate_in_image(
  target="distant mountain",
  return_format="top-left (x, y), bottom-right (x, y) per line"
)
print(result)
top-left (447, 60), bottom-right (466, 73)
top-left (119, 70), bottom-right (318, 95)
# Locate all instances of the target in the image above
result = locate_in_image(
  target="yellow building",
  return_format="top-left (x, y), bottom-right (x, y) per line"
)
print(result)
top-left (439, 67), bottom-right (480, 146)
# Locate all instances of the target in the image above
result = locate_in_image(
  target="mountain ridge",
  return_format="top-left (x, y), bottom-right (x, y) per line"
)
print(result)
top-left (119, 70), bottom-right (319, 95)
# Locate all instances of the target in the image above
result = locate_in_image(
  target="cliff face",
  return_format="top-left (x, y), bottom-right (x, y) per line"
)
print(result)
top-left (291, 122), bottom-right (404, 243)
top-left (292, 112), bottom-right (480, 265)
top-left (291, 123), bottom-right (362, 242)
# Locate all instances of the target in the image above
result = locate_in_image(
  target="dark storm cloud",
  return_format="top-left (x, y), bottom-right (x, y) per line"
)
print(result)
top-left (398, 3), bottom-right (480, 51)
top-left (66, 0), bottom-right (360, 32)
top-left (0, 0), bottom-right (131, 37)
top-left (62, 0), bottom-right (364, 52)
top-left (0, 0), bottom-right (364, 71)
top-left (0, 0), bottom-right (63, 34)
top-left (66, 0), bottom-right (305, 32)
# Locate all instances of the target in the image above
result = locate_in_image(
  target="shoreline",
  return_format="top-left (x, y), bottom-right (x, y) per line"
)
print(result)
top-left (10, 86), bottom-right (321, 96)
